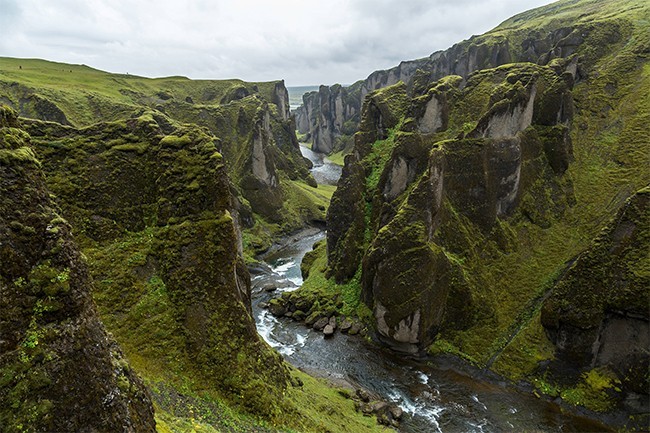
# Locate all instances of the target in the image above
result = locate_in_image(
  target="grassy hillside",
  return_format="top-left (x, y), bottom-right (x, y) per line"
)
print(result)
top-left (0, 57), bottom-right (280, 126)
top-left (0, 59), bottom-right (374, 432)
top-left (0, 56), bottom-right (333, 256)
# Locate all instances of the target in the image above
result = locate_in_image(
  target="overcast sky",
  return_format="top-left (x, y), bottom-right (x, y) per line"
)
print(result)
top-left (1, 0), bottom-right (556, 86)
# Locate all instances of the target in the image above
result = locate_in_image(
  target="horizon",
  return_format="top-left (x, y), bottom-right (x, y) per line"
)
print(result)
top-left (0, 0), bottom-right (557, 87)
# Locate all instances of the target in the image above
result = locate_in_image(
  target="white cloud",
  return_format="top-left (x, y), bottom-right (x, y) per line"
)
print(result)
top-left (0, 0), bottom-right (557, 86)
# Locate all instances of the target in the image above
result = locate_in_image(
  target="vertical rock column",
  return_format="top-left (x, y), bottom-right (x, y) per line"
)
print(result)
top-left (0, 106), bottom-right (156, 432)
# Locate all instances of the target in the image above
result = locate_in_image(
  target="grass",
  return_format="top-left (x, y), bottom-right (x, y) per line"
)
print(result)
top-left (428, 3), bottom-right (650, 413)
top-left (284, 369), bottom-right (390, 433)
top-left (317, 0), bottom-right (650, 418)
top-left (326, 151), bottom-right (346, 166)
top-left (83, 225), bottom-right (385, 433)
top-left (294, 243), bottom-right (367, 319)
top-left (0, 57), bottom-right (281, 127)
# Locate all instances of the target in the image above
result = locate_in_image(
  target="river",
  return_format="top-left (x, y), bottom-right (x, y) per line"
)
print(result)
top-left (249, 146), bottom-right (611, 432)
top-left (299, 144), bottom-right (342, 186)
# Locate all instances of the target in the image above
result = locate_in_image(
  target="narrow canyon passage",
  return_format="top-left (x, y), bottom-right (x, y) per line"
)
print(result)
top-left (249, 146), bottom-right (612, 433)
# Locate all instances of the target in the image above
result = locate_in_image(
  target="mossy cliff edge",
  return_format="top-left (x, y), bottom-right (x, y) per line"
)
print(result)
top-left (0, 103), bottom-right (389, 432)
top-left (0, 58), bottom-right (324, 253)
top-left (0, 63), bottom-right (388, 431)
top-left (23, 109), bottom-right (292, 414)
top-left (0, 106), bottom-right (156, 432)
top-left (297, 0), bottom-right (649, 427)
top-left (295, 0), bottom-right (648, 158)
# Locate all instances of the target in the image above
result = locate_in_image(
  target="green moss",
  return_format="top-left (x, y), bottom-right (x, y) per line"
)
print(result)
top-left (283, 369), bottom-right (390, 433)
top-left (0, 147), bottom-right (41, 167)
top-left (0, 57), bottom-right (285, 128)
top-left (285, 243), bottom-right (366, 320)
top-left (560, 368), bottom-right (622, 412)
top-left (160, 134), bottom-right (193, 148)
top-left (282, 179), bottom-right (336, 225)
top-left (326, 151), bottom-right (346, 166)
top-left (364, 129), bottom-right (398, 193)
top-left (491, 311), bottom-right (556, 381)
top-left (322, 8), bottom-right (649, 420)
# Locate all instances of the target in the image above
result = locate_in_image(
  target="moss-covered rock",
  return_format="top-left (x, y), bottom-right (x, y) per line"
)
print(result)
top-left (325, 61), bottom-right (578, 353)
top-left (0, 106), bottom-right (156, 432)
top-left (326, 153), bottom-right (366, 283)
top-left (21, 110), bottom-right (291, 419)
top-left (0, 60), bottom-right (317, 243)
top-left (293, 0), bottom-right (624, 159)
top-left (319, 1), bottom-right (649, 426)
top-left (541, 187), bottom-right (649, 399)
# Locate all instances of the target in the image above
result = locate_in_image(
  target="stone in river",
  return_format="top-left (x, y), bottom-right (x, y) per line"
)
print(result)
top-left (313, 317), bottom-right (329, 331)
top-left (323, 324), bottom-right (335, 337)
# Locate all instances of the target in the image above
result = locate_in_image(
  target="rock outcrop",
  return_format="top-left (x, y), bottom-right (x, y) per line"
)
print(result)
top-left (0, 68), bottom-right (315, 234)
top-left (0, 106), bottom-right (156, 432)
top-left (294, 3), bottom-right (596, 155)
top-left (541, 187), bottom-right (649, 409)
top-left (329, 62), bottom-right (576, 353)
top-left (23, 110), bottom-right (291, 417)
top-left (319, 0), bottom-right (649, 423)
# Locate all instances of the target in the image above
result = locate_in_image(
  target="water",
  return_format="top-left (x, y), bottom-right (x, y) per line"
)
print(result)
top-left (299, 144), bottom-right (342, 186)
top-left (250, 231), bottom-right (612, 432)
top-left (249, 142), bottom-right (612, 432)
top-left (287, 85), bottom-right (319, 111)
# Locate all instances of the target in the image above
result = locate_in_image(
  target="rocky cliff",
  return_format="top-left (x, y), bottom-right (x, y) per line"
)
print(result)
top-left (307, 0), bottom-right (649, 424)
top-left (329, 60), bottom-right (577, 353)
top-left (21, 110), bottom-right (291, 418)
top-left (0, 106), bottom-right (156, 432)
top-left (295, 0), bottom-right (625, 155)
top-left (0, 60), bottom-right (317, 245)
top-left (541, 187), bottom-right (649, 418)
top-left (0, 60), bottom-right (386, 432)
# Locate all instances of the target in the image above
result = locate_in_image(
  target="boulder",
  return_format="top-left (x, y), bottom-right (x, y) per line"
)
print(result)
top-left (389, 405), bottom-right (404, 421)
top-left (313, 316), bottom-right (330, 331)
top-left (292, 310), bottom-right (306, 321)
top-left (268, 299), bottom-right (287, 317)
top-left (356, 388), bottom-right (371, 403)
top-left (262, 283), bottom-right (277, 292)
top-left (323, 324), bottom-right (335, 337)
top-left (348, 323), bottom-right (363, 335)
top-left (340, 319), bottom-right (353, 333)
top-left (371, 402), bottom-right (389, 413)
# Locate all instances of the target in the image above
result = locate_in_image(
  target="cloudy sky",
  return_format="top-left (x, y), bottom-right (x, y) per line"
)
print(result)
top-left (1, 0), bottom-right (556, 86)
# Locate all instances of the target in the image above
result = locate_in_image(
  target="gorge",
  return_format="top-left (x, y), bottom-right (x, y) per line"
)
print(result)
top-left (1, 0), bottom-right (649, 432)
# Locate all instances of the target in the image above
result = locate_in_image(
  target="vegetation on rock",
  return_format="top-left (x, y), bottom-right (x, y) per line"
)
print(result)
top-left (0, 61), bottom-right (382, 432)
top-left (292, 0), bottom-right (650, 428)
top-left (0, 106), bottom-right (156, 432)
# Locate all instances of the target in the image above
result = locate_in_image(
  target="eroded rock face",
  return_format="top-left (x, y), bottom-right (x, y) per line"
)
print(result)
top-left (542, 187), bottom-right (649, 394)
top-left (272, 80), bottom-right (291, 121)
top-left (0, 106), bottom-right (156, 432)
top-left (24, 109), bottom-right (290, 417)
top-left (294, 19), bottom-right (591, 156)
top-left (326, 153), bottom-right (366, 283)
top-left (471, 84), bottom-right (537, 139)
top-left (250, 109), bottom-right (278, 188)
top-left (362, 148), bottom-right (468, 353)
top-left (328, 62), bottom-right (576, 353)
top-left (240, 105), bottom-right (285, 222)
top-left (302, 84), bottom-right (356, 154)
top-left (0, 72), bottom-right (313, 233)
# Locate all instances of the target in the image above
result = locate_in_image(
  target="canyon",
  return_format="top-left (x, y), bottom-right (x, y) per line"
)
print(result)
top-left (1, 0), bottom-right (648, 431)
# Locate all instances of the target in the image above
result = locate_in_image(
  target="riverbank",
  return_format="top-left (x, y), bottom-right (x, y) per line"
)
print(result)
top-left (250, 226), bottom-right (615, 432)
